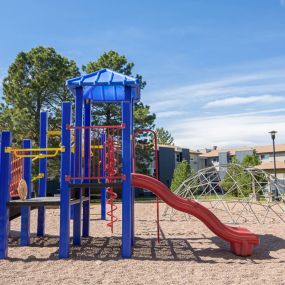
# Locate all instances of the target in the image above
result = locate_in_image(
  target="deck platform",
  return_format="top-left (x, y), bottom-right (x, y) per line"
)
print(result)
top-left (69, 183), bottom-right (122, 189)
top-left (7, 196), bottom-right (89, 207)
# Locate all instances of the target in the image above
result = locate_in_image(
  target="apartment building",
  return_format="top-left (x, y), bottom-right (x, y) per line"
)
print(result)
top-left (189, 149), bottom-right (204, 172)
top-left (147, 144), bottom-right (191, 188)
top-left (148, 143), bottom-right (285, 192)
top-left (199, 144), bottom-right (285, 180)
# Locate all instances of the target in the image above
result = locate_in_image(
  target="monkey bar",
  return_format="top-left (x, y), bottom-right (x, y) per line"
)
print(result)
top-left (47, 130), bottom-right (61, 136)
top-left (32, 173), bottom-right (45, 182)
top-left (5, 147), bottom-right (64, 159)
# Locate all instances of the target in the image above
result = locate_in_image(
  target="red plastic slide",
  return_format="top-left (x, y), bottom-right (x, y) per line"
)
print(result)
top-left (131, 173), bottom-right (259, 256)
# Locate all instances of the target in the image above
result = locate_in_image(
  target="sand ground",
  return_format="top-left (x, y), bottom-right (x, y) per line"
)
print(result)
top-left (1, 202), bottom-right (285, 285)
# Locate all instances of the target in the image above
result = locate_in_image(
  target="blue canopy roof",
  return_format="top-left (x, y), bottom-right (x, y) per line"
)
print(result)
top-left (66, 68), bottom-right (141, 102)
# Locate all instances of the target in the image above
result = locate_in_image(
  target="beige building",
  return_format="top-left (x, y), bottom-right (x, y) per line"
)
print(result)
top-left (199, 144), bottom-right (285, 180)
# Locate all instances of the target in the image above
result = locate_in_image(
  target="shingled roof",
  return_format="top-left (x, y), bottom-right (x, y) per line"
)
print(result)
top-left (200, 144), bottom-right (285, 158)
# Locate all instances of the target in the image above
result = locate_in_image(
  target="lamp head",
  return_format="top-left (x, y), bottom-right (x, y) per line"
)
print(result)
top-left (269, 130), bottom-right (277, 140)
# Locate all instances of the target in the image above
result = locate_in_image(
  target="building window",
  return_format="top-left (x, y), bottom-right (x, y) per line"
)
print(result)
top-left (228, 156), bottom-right (234, 163)
top-left (176, 153), bottom-right (182, 162)
top-left (260, 154), bottom-right (270, 160)
top-left (212, 157), bottom-right (219, 163)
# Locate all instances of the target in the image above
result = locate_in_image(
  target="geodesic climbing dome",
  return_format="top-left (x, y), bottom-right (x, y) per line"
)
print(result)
top-left (163, 164), bottom-right (285, 224)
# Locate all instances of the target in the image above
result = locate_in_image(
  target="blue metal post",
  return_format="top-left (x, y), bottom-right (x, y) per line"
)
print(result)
top-left (73, 87), bottom-right (83, 245)
top-left (37, 112), bottom-right (48, 236)
top-left (131, 99), bottom-right (135, 246)
top-left (0, 131), bottom-right (12, 259)
top-left (100, 133), bottom-right (106, 220)
top-left (121, 87), bottom-right (133, 258)
top-left (59, 102), bottom-right (72, 258)
top-left (82, 99), bottom-right (91, 237)
top-left (20, 139), bottom-right (32, 246)
top-left (70, 152), bottom-right (75, 220)
top-left (70, 130), bottom-right (75, 220)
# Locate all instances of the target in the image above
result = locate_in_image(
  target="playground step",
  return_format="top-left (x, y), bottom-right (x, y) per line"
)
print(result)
top-left (7, 196), bottom-right (89, 207)
top-left (68, 182), bottom-right (122, 189)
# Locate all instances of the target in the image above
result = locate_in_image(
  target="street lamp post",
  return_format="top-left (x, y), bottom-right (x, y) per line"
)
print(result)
top-left (269, 130), bottom-right (278, 198)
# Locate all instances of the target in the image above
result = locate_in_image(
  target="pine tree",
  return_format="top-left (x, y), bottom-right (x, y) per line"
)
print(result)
top-left (170, 160), bottom-right (191, 192)
top-left (1, 46), bottom-right (79, 145)
top-left (221, 154), bottom-right (263, 197)
top-left (156, 127), bottom-right (174, 145)
top-left (84, 50), bottom-right (156, 173)
top-left (1, 46), bottom-right (80, 180)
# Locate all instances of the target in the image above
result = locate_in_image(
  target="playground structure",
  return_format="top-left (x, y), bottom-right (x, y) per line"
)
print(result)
top-left (0, 68), bottom-right (259, 259)
top-left (163, 165), bottom-right (285, 224)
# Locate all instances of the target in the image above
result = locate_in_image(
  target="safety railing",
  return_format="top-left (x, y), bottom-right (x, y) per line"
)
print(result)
top-left (66, 124), bottom-right (125, 182)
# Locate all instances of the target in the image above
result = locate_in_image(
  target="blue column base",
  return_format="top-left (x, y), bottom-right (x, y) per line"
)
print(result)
top-left (82, 199), bottom-right (90, 237)
top-left (70, 204), bottom-right (74, 220)
top-left (0, 208), bottom-right (9, 259)
top-left (73, 202), bottom-right (81, 245)
top-left (101, 187), bottom-right (106, 220)
top-left (37, 206), bottom-right (45, 236)
top-left (21, 206), bottom-right (31, 246)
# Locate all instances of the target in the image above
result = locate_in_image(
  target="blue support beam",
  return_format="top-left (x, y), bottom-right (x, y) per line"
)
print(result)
top-left (0, 131), bottom-right (12, 259)
top-left (21, 139), bottom-right (32, 246)
top-left (131, 99), bottom-right (135, 246)
top-left (82, 99), bottom-right (91, 237)
top-left (121, 87), bottom-right (133, 258)
top-left (37, 112), bottom-right (48, 236)
top-left (59, 102), bottom-right (72, 259)
top-left (73, 87), bottom-right (83, 246)
top-left (100, 133), bottom-right (106, 220)
top-left (70, 152), bottom-right (75, 220)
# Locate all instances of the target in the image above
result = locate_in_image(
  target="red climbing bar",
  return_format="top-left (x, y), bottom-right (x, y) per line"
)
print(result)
top-left (106, 187), bottom-right (118, 233)
top-left (10, 154), bottom-right (23, 198)
top-left (68, 124), bottom-right (124, 184)
top-left (105, 135), bottom-right (119, 232)
top-left (65, 175), bottom-right (125, 181)
top-left (66, 123), bottom-right (125, 130)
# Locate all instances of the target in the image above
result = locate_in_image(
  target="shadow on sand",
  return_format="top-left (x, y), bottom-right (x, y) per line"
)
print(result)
top-left (7, 230), bottom-right (285, 263)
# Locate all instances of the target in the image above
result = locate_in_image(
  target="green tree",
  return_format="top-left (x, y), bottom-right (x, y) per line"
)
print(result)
top-left (1, 46), bottom-right (80, 180)
top-left (242, 153), bottom-right (261, 168)
top-left (82, 50), bottom-right (146, 89)
top-left (1, 46), bottom-right (80, 144)
top-left (84, 50), bottom-right (156, 173)
top-left (170, 160), bottom-right (191, 192)
top-left (156, 127), bottom-right (174, 145)
top-left (221, 154), bottom-right (263, 197)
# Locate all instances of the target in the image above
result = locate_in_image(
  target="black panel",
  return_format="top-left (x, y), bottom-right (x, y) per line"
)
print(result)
top-left (158, 147), bottom-right (175, 187)
top-left (182, 148), bottom-right (190, 162)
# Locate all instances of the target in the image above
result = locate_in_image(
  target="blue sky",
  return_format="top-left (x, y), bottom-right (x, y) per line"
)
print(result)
top-left (0, 0), bottom-right (285, 149)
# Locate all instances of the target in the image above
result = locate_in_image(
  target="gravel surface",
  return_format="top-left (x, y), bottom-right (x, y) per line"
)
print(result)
top-left (1, 202), bottom-right (285, 285)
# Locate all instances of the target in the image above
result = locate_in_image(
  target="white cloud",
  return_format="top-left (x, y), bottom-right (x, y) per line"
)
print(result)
top-left (167, 111), bottom-right (285, 149)
top-left (143, 66), bottom-right (285, 149)
top-left (204, 95), bottom-right (285, 108)
top-left (156, 110), bottom-right (185, 119)
top-left (145, 69), bottom-right (285, 113)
